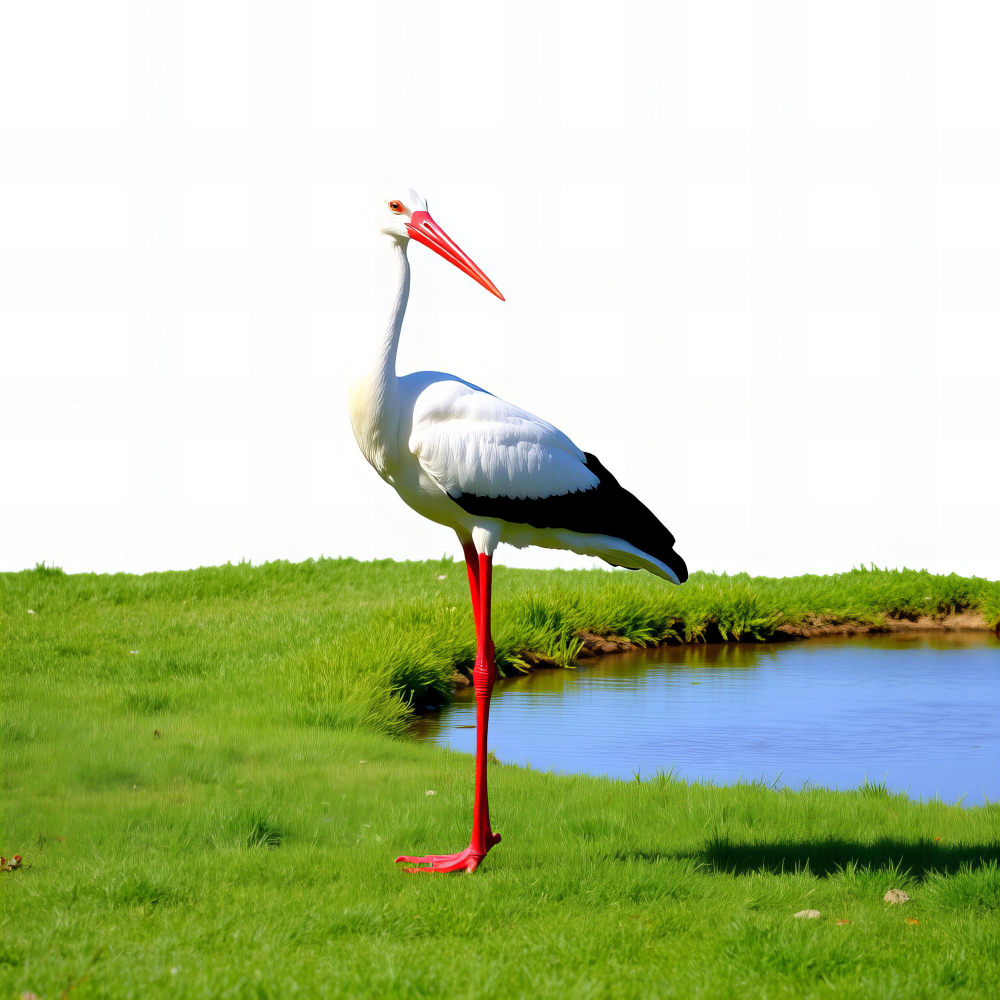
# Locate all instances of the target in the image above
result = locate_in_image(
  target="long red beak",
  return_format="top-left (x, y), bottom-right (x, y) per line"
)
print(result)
top-left (406, 210), bottom-right (504, 300)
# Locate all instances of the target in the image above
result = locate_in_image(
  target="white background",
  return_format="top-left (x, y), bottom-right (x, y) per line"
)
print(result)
top-left (2, 1), bottom-right (998, 579)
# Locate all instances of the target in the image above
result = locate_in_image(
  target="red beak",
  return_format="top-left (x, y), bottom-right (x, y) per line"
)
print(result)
top-left (406, 211), bottom-right (504, 300)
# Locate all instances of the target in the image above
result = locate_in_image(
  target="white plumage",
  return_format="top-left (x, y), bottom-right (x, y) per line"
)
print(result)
top-left (407, 375), bottom-right (599, 501)
top-left (349, 188), bottom-right (687, 586)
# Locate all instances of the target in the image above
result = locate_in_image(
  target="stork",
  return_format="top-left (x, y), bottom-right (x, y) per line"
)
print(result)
top-left (349, 189), bottom-right (688, 873)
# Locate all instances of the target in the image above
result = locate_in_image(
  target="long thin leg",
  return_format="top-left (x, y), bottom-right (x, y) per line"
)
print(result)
top-left (462, 542), bottom-right (482, 646)
top-left (469, 552), bottom-right (500, 856)
top-left (462, 542), bottom-right (496, 670)
top-left (395, 548), bottom-right (501, 873)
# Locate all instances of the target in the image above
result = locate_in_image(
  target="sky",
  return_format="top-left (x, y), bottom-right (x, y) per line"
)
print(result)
top-left (2, 1), bottom-right (998, 579)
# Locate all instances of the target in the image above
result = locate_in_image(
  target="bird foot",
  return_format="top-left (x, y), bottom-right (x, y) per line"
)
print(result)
top-left (395, 832), bottom-right (501, 873)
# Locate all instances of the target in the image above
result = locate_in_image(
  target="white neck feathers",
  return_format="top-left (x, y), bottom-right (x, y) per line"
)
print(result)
top-left (348, 239), bottom-right (409, 475)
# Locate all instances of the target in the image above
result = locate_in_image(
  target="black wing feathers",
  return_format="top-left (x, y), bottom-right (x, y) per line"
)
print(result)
top-left (449, 452), bottom-right (688, 583)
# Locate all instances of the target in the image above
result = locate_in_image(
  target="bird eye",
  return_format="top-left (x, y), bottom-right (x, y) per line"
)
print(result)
top-left (389, 200), bottom-right (403, 214)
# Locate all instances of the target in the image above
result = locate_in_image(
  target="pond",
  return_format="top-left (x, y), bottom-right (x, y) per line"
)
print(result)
top-left (413, 632), bottom-right (999, 805)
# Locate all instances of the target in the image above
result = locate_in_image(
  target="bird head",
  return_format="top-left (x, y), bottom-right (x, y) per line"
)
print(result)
top-left (379, 188), bottom-right (504, 300)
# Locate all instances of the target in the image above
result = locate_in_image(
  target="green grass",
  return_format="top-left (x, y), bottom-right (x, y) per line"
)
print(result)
top-left (2, 559), bottom-right (999, 998)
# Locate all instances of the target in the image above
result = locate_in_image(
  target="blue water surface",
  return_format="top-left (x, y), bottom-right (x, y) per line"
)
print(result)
top-left (414, 632), bottom-right (999, 805)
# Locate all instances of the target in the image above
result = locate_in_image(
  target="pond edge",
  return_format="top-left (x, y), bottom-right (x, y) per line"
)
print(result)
top-left (450, 610), bottom-right (995, 691)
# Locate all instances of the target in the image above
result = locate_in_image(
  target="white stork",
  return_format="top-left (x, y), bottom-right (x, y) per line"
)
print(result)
top-left (349, 189), bottom-right (687, 872)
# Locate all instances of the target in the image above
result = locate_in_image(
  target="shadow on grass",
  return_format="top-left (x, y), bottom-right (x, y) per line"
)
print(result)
top-left (687, 836), bottom-right (1000, 878)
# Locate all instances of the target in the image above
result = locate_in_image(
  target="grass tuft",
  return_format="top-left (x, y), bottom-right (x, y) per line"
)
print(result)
top-left (241, 811), bottom-right (285, 850)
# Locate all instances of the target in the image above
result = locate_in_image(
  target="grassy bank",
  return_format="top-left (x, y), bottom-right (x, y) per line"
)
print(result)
top-left (5, 559), bottom-right (999, 730)
top-left (3, 560), bottom-right (999, 998)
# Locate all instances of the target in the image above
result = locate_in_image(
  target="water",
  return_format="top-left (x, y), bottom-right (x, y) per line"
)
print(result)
top-left (413, 633), bottom-right (1000, 805)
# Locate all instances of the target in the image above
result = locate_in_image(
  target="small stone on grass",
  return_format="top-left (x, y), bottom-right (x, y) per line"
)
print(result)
top-left (793, 909), bottom-right (821, 919)
top-left (884, 889), bottom-right (911, 904)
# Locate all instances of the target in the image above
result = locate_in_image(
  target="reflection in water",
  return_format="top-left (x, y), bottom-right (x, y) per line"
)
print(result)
top-left (413, 632), bottom-right (1000, 805)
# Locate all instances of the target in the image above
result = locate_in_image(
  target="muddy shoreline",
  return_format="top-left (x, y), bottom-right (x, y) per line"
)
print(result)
top-left (579, 610), bottom-right (993, 655)
top-left (450, 610), bottom-right (994, 690)
top-left (771, 609), bottom-right (991, 639)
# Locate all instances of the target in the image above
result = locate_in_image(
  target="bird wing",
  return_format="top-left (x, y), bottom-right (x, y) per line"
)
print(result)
top-left (407, 377), bottom-right (599, 500)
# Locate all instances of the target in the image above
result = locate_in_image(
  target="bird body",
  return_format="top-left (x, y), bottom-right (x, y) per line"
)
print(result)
top-left (349, 223), bottom-right (687, 586)
top-left (349, 189), bottom-right (687, 872)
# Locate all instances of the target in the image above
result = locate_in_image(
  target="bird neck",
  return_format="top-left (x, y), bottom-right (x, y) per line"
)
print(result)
top-left (378, 238), bottom-right (409, 383)
top-left (348, 238), bottom-right (409, 474)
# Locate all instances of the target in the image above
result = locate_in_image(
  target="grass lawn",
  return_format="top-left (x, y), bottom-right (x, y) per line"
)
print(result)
top-left (3, 559), bottom-right (998, 998)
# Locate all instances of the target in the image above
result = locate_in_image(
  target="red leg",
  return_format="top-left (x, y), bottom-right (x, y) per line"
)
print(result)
top-left (396, 551), bottom-right (501, 873)
top-left (469, 552), bottom-right (500, 853)
top-left (461, 542), bottom-right (495, 668)
top-left (462, 542), bottom-right (482, 645)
